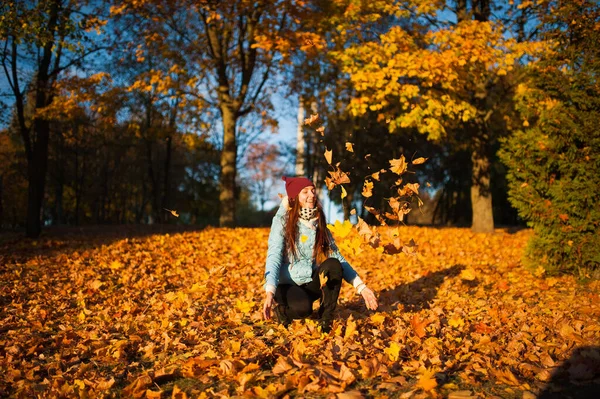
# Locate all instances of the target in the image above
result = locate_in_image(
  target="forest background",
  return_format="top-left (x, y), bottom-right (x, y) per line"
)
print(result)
top-left (2, 0), bottom-right (598, 275)
top-left (1, 1), bottom-right (600, 398)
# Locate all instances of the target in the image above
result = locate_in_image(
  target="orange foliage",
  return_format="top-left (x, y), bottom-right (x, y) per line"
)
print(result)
top-left (1, 226), bottom-right (599, 397)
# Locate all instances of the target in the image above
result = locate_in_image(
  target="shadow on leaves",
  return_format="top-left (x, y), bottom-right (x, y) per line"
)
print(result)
top-left (538, 346), bottom-right (600, 399)
top-left (376, 264), bottom-right (467, 312)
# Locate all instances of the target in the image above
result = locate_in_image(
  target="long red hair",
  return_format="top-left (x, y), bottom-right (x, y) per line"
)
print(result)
top-left (285, 196), bottom-right (332, 264)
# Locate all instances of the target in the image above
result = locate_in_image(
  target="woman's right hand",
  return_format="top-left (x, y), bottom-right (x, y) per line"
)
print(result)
top-left (263, 291), bottom-right (275, 320)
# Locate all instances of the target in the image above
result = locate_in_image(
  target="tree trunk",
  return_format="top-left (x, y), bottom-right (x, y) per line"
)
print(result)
top-left (295, 101), bottom-right (306, 176)
top-left (219, 106), bottom-right (237, 227)
top-left (162, 135), bottom-right (172, 217)
top-left (456, 0), bottom-right (468, 22)
top-left (0, 174), bottom-right (3, 229)
top-left (470, 146), bottom-right (494, 233)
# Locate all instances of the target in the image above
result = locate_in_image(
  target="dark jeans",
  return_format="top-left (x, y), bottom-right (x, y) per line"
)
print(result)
top-left (274, 258), bottom-right (343, 323)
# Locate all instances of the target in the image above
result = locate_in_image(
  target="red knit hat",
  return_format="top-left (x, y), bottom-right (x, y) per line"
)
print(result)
top-left (282, 176), bottom-right (314, 199)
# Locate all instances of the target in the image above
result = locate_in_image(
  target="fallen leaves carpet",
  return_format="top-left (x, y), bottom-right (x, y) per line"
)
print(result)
top-left (1, 226), bottom-right (599, 398)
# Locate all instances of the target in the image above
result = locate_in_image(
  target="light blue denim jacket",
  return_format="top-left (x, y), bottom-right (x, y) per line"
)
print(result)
top-left (264, 197), bottom-right (364, 294)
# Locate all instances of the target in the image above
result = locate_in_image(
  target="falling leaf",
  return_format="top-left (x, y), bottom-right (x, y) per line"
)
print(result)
top-left (389, 156), bottom-right (407, 175)
top-left (316, 126), bottom-right (325, 135)
top-left (319, 272), bottom-right (328, 288)
top-left (304, 113), bottom-right (319, 125)
top-left (163, 208), bottom-right (179, 217)
top-left (325, 148), bottom-right (333, 165)
top-left (412, 157), bottom-right (428, 165)
top-left (404, 183), bottom-right (420, 195)
top-left (350, 209), bottom-right (356, 215)
top-left (326, 167), bottom-right (351, 189)
top-left (362, 180), bottom-right (373, 198)
top-left (341, 185), bottom-right (347, 199)
top-left (345, 142), bottom-right (354, 152)
top-left (371, 171), bottom-right (380, 181)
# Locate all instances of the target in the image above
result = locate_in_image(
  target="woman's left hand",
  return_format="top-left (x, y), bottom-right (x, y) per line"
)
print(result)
top-left (361, 287), bottom-right (378, 310)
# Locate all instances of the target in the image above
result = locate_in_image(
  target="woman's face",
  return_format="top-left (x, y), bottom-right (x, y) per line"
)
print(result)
top-left (298, 186), bottom-right (316, 208)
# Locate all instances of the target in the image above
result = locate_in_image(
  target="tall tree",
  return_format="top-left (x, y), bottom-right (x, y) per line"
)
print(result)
top-left (112, 0), bottom-right (310, 226)
top-left (335, 0), bottom-right (546, 232)
top-left (0, 0), bottom-right (108, 237)
top-left (499, 0), bottom-right (600, 275)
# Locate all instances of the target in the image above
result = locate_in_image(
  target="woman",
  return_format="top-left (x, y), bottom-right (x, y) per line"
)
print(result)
top-left (263, 176), bottom-right (378, 333)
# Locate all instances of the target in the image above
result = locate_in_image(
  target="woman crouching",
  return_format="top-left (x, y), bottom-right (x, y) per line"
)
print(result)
top-left (262, 176), bottom-right (378, 333)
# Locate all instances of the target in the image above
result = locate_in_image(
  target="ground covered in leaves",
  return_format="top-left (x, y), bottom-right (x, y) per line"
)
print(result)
top-left (1, 225), bottom-right (599, 398)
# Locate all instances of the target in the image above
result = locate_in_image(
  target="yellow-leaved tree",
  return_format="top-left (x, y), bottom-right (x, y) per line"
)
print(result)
top-left (335, 0), bottom-right (548, 232)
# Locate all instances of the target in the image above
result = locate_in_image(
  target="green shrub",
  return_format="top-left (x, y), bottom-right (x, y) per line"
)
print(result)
top-left (499, 1), bottom-right (600, 277)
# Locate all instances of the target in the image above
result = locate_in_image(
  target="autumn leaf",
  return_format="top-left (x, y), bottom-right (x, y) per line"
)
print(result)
top-left (344, 316), bottom-right (357, 340)
top-left (345, 142), bottom-right (354, 152)
top-left (341, 185), bottom-right (347, 199)
top-left (316, 126), bottom-right (325, 135)
top-left (460, 268), bottom-right (476, 281)
top-left (325, 166), bottom-right (351, 190)
top-left (304, 113), bottom-right (319, 125)
top-left (448, 315), bottom-right (465, 328)
top-left (389, 156), bottom-right (407, 175)
top-left (416, 368), bottom-right (438, 391)
top-left (384, 342), bottom-right (401, 362)
top-left (410, 314), bottom-right (430, 338)
top-left (325, 148), bottom-right (333, 165)
top-left (272, 357), bottom-right (294, 375)
top-left (362, 180), bottom-right (373, 198)
top-left (319, 272), bottom-right (328, 288)
top-left (163, 208), bottom-right (179, 217)
top-left (412, 157), bottom-right (428, 165)
top-left (371, 171), bottom-right (380, 181)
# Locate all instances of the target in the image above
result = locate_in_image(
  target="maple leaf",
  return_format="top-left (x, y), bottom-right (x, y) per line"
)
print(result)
top-left (410, 314), bottom-right (430, 338)
top-left (416, 368), bottom-right (438, 391)
top-left (448, 315), bottom-right (465, 328)
top-left (384, 342), bottom-right (401, 362)
top-left (325, 167), bottom-right (350, 190)
top-left (389, 156), bottom-right (407, 175)
top-left (345, 142), bottom-right (354, 152)
top-left (371, 171), bottom-right (380, 181)
top-left (329, 220), bottom-right (353, 238)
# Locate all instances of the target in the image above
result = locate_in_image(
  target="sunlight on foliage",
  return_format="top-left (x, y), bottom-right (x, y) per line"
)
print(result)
top-left (1, 226), bottom-right (598, 397)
